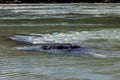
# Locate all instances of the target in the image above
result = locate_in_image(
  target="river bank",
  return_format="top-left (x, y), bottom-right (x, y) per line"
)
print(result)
top-left (0, 0), bottom-right (119, 3)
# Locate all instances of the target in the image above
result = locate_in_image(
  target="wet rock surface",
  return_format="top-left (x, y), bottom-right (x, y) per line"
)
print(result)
top-left (41, 43), bottom-right (81, 50)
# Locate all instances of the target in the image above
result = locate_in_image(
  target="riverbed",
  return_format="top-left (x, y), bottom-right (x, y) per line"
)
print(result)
top-left (0, 3), bottom-right (120, 80)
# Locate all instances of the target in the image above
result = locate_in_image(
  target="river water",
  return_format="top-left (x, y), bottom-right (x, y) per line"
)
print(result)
top-left (0, 3), bottom-right (120, 80)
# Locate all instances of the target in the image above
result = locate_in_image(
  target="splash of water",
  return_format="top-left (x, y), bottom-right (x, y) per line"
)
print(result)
top-left (9, 29), bottom-right (120, 45)
top-left (9, 29), bottom-right (120, 58)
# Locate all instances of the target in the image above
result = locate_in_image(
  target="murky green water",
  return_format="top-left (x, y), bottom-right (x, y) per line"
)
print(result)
top-left (0, 3), bottom-right (120, 80)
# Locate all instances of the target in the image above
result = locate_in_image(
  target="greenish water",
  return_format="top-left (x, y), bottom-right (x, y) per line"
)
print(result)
top-left (0, 3), bottom-right (120, 80)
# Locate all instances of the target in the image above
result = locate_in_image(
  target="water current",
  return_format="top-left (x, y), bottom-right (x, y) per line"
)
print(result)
top-left (0, 3), bottom-right (120, 80)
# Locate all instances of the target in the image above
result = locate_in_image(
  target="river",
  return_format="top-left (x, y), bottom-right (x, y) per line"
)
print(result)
top-left (0, 3), bottom-right (120, 80)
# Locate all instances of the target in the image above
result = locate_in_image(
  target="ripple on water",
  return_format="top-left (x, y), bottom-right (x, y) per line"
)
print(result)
top-left (0, 4), bottom-right (120, 20)
top-left (8, 29), bottom-right (120, 58)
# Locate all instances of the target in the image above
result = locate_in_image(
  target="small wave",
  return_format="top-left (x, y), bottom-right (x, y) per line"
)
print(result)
top-left (9, 29), bottom-right (120, 45)
top-left (0, 4), bottom-right (120, 20)
top-left (9, 29), bottom-right (120, 58)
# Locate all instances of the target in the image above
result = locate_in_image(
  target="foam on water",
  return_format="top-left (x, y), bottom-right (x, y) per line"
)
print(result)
top-left (10, 29), bottom-right (120, 48)
top-left (9, 28), bottom-right (120, 58)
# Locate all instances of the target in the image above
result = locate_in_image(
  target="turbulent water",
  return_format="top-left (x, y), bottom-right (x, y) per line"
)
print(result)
top-left (0, 3), bottom-right (120, 80)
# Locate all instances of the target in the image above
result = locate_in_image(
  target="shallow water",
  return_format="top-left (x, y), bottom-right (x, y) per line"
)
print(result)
top-left (0, 3), bottom-right (120, 80)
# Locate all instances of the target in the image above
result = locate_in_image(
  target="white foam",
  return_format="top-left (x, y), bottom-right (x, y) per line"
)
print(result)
top-left (91, 53), bottom-right (107, 58)
top-left (29, 29), bottom-right (120, 44)
top-left (10, 29), bottom-right (120, 46)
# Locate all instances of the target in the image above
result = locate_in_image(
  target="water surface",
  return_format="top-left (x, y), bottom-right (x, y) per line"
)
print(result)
top-left (0, 3), bottom-right (120, 80)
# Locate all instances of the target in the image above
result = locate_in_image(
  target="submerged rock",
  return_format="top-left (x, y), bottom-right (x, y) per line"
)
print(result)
top-left (41, 43), bottom-right (81, 50)
top-left (9, 35), bottom-right (107, 58)
top-left (14, 43), bottom-right (106, 58)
